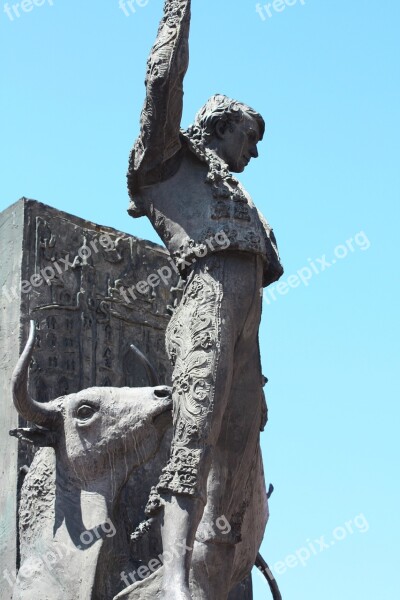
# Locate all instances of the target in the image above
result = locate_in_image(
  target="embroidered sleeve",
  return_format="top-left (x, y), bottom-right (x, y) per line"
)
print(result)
top-left (127, 0), bottom-right (191, 214)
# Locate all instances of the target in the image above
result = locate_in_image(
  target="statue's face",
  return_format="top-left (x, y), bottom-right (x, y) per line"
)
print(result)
top-left (212, 113), bottom-right (261, 173)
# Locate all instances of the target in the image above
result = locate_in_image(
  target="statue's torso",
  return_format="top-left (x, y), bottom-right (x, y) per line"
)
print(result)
top-left (136, 143), bottom-right (283, 285)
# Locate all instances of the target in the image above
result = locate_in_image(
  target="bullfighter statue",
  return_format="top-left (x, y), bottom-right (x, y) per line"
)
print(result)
top-left (127, 1), bottom-right (284, 598)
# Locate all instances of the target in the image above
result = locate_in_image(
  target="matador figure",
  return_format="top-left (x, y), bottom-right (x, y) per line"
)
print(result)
top-left (127, 1), bottom-right (283, 598)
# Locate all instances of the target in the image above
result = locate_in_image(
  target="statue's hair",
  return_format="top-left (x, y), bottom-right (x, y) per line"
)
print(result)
top-left (184, 94), bottom-right (265, 144)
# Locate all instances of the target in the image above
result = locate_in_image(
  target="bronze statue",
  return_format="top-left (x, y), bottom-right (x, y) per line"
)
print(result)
top-left (127, 1), bottom-right (283, 598)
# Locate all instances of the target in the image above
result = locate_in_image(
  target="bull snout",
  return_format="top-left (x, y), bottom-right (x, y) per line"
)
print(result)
top-left (151, 386), bottom-right (173, 432)
top-left (153, 386), bottom-right (172, 400)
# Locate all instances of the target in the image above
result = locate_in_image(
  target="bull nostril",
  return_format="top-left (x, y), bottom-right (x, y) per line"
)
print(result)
top-left (153, 386), bottom-right (172, 399)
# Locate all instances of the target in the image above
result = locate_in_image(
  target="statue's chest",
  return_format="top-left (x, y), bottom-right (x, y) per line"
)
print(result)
top-left (146, 153), bottom-right (257, 226)
top-left (208, 177), bottom-right (254, 223)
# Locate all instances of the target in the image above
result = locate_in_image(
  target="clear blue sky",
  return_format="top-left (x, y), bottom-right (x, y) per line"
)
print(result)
top-left (1, 1), bottom-right (399, 598)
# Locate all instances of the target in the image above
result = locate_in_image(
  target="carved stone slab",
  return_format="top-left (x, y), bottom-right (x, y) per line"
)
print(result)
top-left (0, 198), bottom-right (178, 598)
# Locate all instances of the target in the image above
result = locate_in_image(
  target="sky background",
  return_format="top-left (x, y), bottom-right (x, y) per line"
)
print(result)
top-left (1, 0), bottom-right (399, 598)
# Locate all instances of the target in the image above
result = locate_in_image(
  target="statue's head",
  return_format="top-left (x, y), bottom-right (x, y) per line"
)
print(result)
top-left (188, 94), bottom-right (265, 173)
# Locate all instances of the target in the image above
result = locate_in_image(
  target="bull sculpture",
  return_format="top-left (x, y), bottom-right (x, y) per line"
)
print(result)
top-left (10, 321), bottom-right (281, 600)
top-left (10, 321), bottom-right (173, 600)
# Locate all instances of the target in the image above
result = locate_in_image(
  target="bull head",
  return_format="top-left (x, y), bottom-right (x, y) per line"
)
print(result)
top-left (10, 321), bottom-right (172, 465)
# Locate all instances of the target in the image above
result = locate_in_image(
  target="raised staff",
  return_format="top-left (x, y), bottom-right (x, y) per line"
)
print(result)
top-left (127, 1), bottom-right (284, 598)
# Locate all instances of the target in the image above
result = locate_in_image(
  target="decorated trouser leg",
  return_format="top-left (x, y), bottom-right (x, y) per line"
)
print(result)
top-left (158, 252), bottom-right (265, 599)
top-left (189, 317), bottom-right (267, 599)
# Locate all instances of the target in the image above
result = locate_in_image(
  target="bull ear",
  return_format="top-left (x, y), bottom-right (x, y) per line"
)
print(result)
top-left (9, 427), bottom-right (58, 447)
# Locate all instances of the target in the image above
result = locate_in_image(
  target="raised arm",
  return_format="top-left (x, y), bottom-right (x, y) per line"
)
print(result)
top-left (127, 0), bottom-right (191, 211)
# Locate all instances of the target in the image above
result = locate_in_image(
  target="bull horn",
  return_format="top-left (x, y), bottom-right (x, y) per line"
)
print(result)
top-left (11, 320), bottom-right (60, 427)
top-left (130, 344), bottom-right (160, 386)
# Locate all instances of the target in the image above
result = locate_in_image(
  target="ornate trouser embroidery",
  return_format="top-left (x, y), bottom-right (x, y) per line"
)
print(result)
top-left (157, 267), bottom-right (222, 500)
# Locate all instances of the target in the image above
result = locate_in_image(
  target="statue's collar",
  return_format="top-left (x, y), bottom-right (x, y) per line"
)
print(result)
top-left (180, 131), bottom-right (236, 181)
top-left (180, 131), bottom-right (247, 204)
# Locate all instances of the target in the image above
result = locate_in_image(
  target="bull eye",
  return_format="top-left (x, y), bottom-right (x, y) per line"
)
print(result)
top-left (76, 404), bottom-right (96, 421)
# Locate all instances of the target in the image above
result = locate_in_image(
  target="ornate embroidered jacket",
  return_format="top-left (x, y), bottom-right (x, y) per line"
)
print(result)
top-left (127, 0), bottom-right (283, 287)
